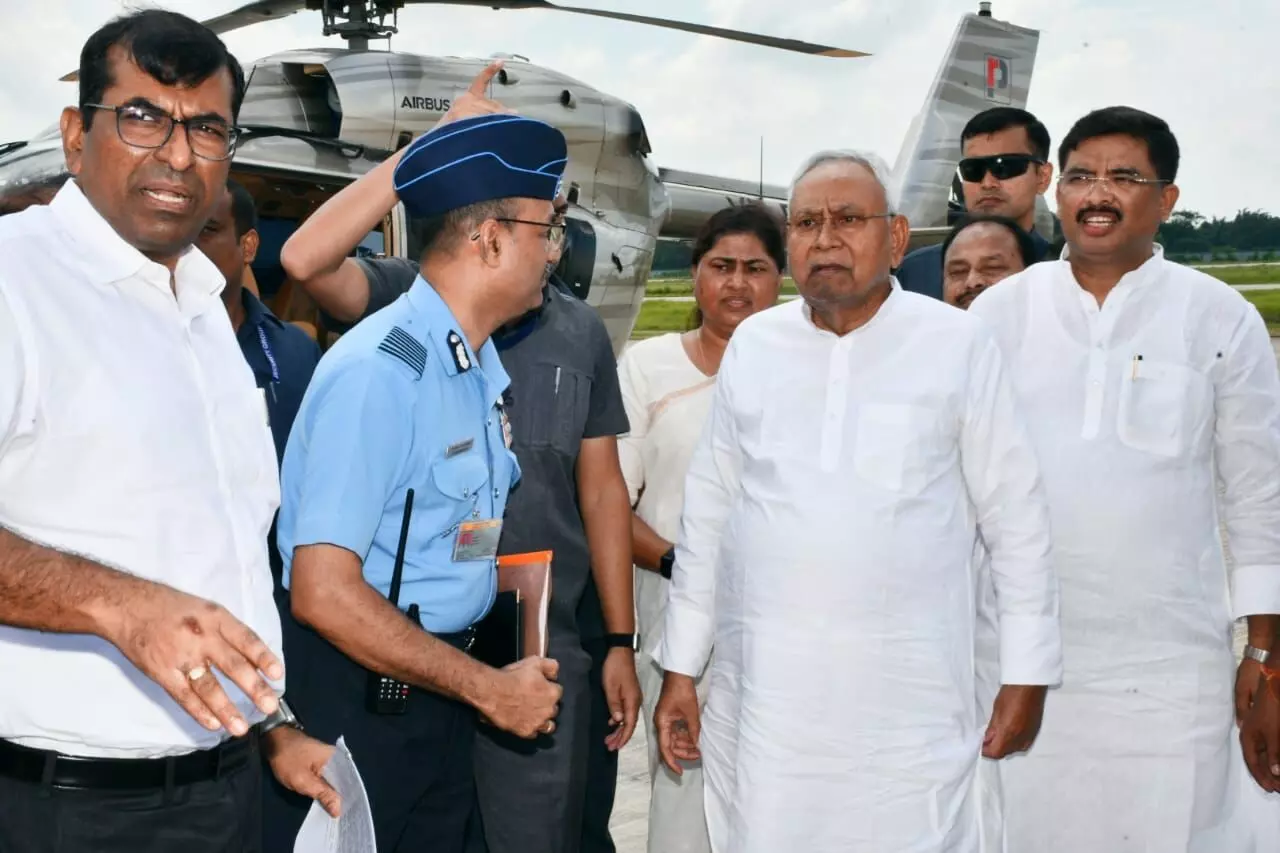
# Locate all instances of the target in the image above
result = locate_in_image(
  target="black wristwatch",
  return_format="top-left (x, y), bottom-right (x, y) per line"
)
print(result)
top-left (659, 547), bottom-right (675, 580)
top-left (604, 633), bottom-right (637, 651)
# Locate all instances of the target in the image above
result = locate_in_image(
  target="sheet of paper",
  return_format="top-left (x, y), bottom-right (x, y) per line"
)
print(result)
top-left (293, 736), bottom-right (376, 853)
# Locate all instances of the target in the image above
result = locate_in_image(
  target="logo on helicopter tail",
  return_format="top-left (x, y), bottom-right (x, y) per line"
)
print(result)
top-left (401, 96), bottom-right (452, 112)
top-left (984, 55), bottom-right (1011, 104)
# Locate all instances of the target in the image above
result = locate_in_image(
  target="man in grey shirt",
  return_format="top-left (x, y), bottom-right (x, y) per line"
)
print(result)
top-left (278, 66), bottom-right (641, 853)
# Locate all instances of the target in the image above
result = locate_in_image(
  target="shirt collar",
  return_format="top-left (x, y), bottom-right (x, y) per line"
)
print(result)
top-left (1059, 242), bottom-right (1166, 296)
top-left (48, 179), bottom-right (225, 305)
top-left (406, 275), bottom-right (510, 397)
top-left (798, 276), bottom-right (903, 337)
top-left (240, 287), bottom-right (280, 330)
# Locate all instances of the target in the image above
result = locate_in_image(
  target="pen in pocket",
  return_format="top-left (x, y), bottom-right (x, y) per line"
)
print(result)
top-left (555, 366), bottom-right (561, 395)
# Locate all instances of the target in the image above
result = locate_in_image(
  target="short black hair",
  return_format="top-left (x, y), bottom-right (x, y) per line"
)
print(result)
top-left (410, 198), bottom-right (518, 258)
top-left (1058, 106), bottom-right (1179, 182)
top-left (79, 9), bottom-right (245, 129)
top-left (691, 203), bottom-right (787, 272)
top-left (226, 180), bottom-right (257, 238)
top-left (961, 107), bottom-right (1051, 161)
top-left (940, 213), bottom-right (1037, 269)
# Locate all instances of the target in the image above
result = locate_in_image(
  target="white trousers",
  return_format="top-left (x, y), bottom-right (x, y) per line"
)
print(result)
top-left (637, 649), bottom-right (713, 853)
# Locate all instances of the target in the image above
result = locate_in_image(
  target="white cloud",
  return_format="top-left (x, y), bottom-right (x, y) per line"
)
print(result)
top-left (0, 0), bottom-right (1272, 218)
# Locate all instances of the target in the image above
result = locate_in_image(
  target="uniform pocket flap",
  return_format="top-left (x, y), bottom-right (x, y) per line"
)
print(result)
top-left (430, 451), bottom-right (490, 500)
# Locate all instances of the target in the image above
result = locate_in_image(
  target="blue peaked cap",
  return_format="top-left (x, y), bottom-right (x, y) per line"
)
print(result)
top-left (392, 114), bottom-right (569, 220)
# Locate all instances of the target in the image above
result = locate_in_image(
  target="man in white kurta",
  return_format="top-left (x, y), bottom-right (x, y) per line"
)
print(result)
top-left (969, 106), bottom-right (1280, 851)
top-left (652, 151), bottom-right (1064, 852)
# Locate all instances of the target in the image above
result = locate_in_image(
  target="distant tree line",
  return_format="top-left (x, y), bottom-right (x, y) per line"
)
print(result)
top-left (1158, 209), bottom-right (1280, 261)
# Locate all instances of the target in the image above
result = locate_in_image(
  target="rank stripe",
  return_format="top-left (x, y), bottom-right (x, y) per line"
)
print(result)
top-left (377, 327), bottom-right (428, 378)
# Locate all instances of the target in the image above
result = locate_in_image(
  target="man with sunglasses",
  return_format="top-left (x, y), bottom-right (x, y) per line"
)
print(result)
top-left (277, 66), bottom-right (640, 853)
top-left (897, 107), bottom-right (1055, 301)
top-left (969, 105), bottom-right (1280, 850)
top-left (0, 10), bottom-right (342, 852)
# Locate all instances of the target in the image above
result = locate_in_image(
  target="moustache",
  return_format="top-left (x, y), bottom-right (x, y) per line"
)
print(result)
top-left (1077, 205), bottom-right (1123, 223)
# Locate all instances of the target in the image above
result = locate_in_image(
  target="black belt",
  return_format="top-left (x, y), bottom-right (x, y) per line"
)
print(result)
top-left (436, 626), bottom-right (477, 653)
top-left (0, 728), bottom-right (257, 791)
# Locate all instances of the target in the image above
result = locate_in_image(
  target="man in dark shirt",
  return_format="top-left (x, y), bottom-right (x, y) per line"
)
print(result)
top-left (897, 107), bottom-right (1056, 300)
top-left (278, 66), bottom-right (641, 853)
top-left (197, 179), bottom-right (321, 584)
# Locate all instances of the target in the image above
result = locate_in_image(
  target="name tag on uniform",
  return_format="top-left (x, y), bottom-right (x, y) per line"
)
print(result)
top-left (446, 437), bottom-right (475, 458)
top-left (453, 519), bottom-right (503, 562)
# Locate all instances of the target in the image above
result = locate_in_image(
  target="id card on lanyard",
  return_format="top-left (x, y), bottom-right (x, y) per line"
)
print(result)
top-left (256, 325), bottom-right (280, 406)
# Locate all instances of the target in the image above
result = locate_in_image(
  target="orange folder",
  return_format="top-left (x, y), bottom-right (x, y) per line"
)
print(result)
top-left (497, 551), bottom-right (552, 659)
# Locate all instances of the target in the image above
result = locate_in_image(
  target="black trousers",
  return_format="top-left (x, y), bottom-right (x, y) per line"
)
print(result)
top-left (263, 600), bottom-right (477, 853)
top-left (580, 638), bottom-right (619, 853)
top-left (0, 740), bottom-right (263, 853)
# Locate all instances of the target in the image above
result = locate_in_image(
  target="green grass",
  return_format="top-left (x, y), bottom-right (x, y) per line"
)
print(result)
top-left (1241, 288), bottom-right (1280, 329)
top-left (645, 278), bottom-right (799, 297)
top-left (632, 300), bottom-right (698, 337)
top-left (1207, 265), bottom-right (1280, 286)
top-left (633, 272), bottom-right (1280, 339)
top-left (643, 266), bottom-right (1280, 296)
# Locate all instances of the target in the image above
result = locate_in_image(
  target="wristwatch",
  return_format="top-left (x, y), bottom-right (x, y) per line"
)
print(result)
top-left (259, 697), bottom-right (303, 736)
top-left (1244, 645), bottom-right (1272, 664)
top-left (659, 547), bottom-right (675, 580)
top-left (604, 633), bottom-right (638, 651)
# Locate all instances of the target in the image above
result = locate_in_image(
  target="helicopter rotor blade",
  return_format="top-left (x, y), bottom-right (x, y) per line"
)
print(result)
top-left (199, 0), bottom-right (311, 36)
top-left (417, 0), bottom-right (868, 57)
top-left (58, 0), bottom-right (310, 81)
top-left (58, 0), bottom-right (867, 82)
top-left (522, 1), bottom-right (868, 58)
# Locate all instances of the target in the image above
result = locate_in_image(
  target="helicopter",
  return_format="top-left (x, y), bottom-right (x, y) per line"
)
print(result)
top-left (0, 0), bottom-right (1046, 354)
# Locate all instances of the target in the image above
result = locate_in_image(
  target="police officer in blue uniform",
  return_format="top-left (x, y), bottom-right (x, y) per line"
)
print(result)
top-left (264, 113), bottom-right (569, 853)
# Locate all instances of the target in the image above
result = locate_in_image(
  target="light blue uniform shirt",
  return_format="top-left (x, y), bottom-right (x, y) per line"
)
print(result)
top-left (277, 277), bottom-right (520, 632)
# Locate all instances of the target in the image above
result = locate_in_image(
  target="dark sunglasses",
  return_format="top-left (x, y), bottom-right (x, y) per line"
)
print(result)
top-left (957, 154), bottom-right (1045, 182)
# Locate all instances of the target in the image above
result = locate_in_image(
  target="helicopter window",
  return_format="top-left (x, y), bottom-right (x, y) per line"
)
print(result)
top-left (554, 219), bottom-right (596, 302)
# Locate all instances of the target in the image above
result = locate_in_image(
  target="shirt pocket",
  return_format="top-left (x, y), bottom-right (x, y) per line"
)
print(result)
top-left (430, 450), bottom-right (492, 523)
top-left (513, 362), bottom-right (592, 456)
top-left (1116, 358), bottom-right (1205, 458)
top-left (852, 402), bottom-right (945, 494)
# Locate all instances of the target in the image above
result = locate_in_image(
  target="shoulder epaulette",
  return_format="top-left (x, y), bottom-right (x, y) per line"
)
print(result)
top-left (376, 326), bottom-right (428, 379)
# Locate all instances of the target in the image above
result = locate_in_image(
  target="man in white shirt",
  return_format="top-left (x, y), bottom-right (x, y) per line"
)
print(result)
top-left (651, 150), bottom-right (1063, 852)
top-left (0, 10), bottom-right (337, 853)
top-left (969, 105), bottom-right (1280, 851)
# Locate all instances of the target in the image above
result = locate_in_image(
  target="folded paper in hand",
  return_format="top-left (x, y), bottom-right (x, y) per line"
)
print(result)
top-left (293, 736), bottom-right (376, 853)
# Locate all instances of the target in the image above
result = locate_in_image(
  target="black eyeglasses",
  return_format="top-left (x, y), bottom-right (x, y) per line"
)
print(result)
top-left (957, 154), bottom-right (1045, 183)
top-left (494, 218), bottom-right (566, 249)
top-left (84, 103), bottom-right (239, 161)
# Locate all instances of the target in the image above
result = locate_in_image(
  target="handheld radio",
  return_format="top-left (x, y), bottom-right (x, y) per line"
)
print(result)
top-left (365, 488), bottom-right (416, 715)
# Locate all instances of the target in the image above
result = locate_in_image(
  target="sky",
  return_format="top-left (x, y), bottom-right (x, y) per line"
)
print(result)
top-left (0, 0), bottom-right (1275, 219)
